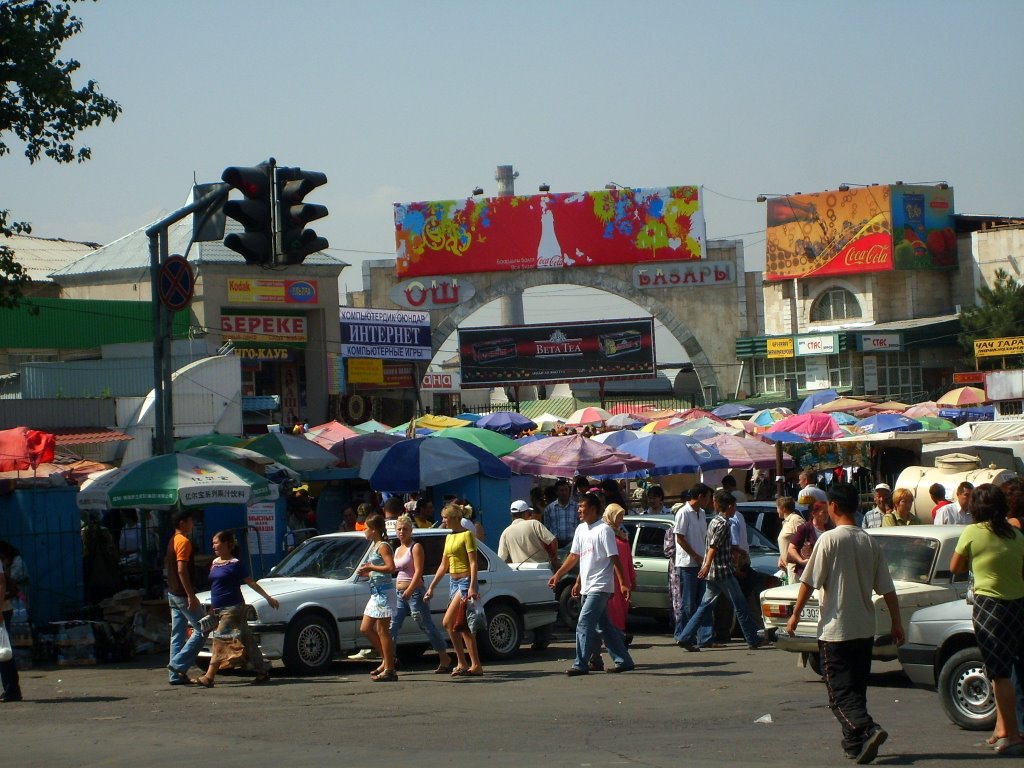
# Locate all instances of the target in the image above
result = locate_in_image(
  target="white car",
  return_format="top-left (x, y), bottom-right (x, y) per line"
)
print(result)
top-left (197, 529), bottom-right (558, 674)
top-left (759, 525), bottom-right (969, 673)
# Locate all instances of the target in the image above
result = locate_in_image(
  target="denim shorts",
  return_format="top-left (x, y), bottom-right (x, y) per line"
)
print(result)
top-left (449, 575), bottom-right (470, 600)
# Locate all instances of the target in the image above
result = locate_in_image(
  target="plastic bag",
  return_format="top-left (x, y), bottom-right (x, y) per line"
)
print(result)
top-left (466, 598), bottom-right (487, 634)
top-left (0, 620), bottom-right (12, 662)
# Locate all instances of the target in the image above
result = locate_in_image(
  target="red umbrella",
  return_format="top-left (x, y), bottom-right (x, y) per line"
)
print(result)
top-left (766, 413), bottom-right (844, 441)
top-left (305, 420), bottom-right (359, 449)
top-left (502, 434), bottom-right (654, 478)
top-left (564, 406), bottom-right (613, 427)
top-left (936, 386), bottom-right (988, 407)
top-left (0, 427), bottom-right (55, 472)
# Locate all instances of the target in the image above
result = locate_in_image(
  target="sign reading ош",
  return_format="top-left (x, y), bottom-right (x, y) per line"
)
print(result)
top-left (458, 318), bottom-right (655, 387)
top-left (339, 308), bottom-right (432, 361)
top-left (974, 336), bottom-right (1024, 358)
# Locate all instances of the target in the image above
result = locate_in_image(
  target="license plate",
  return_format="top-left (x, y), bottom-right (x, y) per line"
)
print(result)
top-left (799, 606), bottom-right (819, 621)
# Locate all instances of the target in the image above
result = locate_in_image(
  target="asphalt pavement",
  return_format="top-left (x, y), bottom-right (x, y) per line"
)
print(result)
top-left (3, 623), bottom-right (998, 767)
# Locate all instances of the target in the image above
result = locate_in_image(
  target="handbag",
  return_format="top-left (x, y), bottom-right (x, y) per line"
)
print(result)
top-left (452, 596), bottom-right (469, 631)
top-left (0, 620), bottom-right (12, 663)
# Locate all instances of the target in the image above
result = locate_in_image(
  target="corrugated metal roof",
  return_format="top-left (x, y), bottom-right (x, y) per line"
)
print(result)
top-left (51, 427), bottom-right (132, 445)
top-left (51, 194), bottom-right (348, 279)
top-left (4, 234), bottom-right (100, 282)
top-left (19, 352), bottom-right (206, 398)
top-left (0, 298), bottom-right (190, 349)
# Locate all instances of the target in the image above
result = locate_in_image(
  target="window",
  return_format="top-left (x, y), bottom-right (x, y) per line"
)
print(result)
top-left (872, 349), bottom-right (923, 399)
top-left (810, 287), bottom-right (862, 322)
top-left (753, 357), bottom-right (807, 394)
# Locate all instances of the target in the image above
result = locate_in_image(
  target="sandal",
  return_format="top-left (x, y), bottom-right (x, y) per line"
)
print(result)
top-left (371, 669), bottom-right (397, 682)
top-left (994, 738), bottom-right (1024, 756)
top-left (434, 661), bottom-right (456, 674)
top-left (191, 676), bottom-right (214, 688)
top-left (463, 669), bottom-right (484, 677)
top-left (252, 672), bottom-right (271, 685)
top-left (450, 667), bottom-right (467, 678)
top-left (369, 666), bottom-right (386, 678)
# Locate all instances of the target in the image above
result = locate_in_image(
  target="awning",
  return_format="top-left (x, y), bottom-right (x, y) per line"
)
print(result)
top-left (50, 427), bottom-right (132, 445)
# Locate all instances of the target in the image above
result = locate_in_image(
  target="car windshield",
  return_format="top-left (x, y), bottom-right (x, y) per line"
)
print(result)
top-left (747, 525), bottom-right (778, 554)
top-left (268, 537), bottom-right (369, 580)
top-left (876, 535), bottom-right (939, 584)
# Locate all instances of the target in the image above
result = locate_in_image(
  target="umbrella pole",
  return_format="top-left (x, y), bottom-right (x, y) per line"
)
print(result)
top-left (775, 442), bottom-right (785, 499)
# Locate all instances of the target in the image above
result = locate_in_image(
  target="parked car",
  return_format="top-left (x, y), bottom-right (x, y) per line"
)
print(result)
top-left (736, 501), bottom-right (785, 542)
top-left (196, 529), bottom-right (558, 674)
top-left (898, 598), bottom-right (995, 731)
top-left (555, 513), bottom-right (782, 636)
top-left (759, 525), bottom-right (970, 674)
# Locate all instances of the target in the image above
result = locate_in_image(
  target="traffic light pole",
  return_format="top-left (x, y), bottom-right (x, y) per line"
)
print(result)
top-left (146, 184), bottom-right (229, 456)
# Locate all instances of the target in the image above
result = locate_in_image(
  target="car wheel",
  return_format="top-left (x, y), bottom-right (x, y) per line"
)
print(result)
top-left (807, 652), bottom-right (822, 676)
top-left (282, 613), bottom-right (335, 674)
top-left (939, 647), bottom-right (996, 731)
top-left (478, 602), bottom-right (522, 660)
top-left (557, 584), bottom-right (581, 628)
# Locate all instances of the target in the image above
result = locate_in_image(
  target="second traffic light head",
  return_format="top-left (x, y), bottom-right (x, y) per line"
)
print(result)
top-left (275, 166), bottom-right (329, 266)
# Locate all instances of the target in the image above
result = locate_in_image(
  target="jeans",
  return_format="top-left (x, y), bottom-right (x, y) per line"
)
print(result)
top-left (0, 609), bottom-right (20, 700)
top-left (676, 574), bottom-right (760, 647)
top-left (820, 637), bottom-right (876, 755)
top-left (675, 567), bottom-right (713, 646)
top-left (391, 585), bottom-right (447, 652)
top-left (573, 591), bottom-right (633, 672)
top-left (167, 591), bottom-right (204, 682)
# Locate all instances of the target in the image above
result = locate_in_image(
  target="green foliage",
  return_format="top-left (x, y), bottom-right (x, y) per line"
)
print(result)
top-left (959, 269), bottom-right (1024, 366)
top-left (0, 0), bottom-right (121, 308)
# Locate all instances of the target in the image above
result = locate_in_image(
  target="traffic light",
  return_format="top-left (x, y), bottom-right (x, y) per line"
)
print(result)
top-left (275, 166), bottom-right (329, 266)
top-left (221, 163), bottom-right (273, 265)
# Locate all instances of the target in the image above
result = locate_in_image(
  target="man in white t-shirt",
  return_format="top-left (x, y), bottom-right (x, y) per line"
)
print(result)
top-left (787, 483), bottom-right (904, 764)
top-left (934, 482), bottom-right (973, 525)
top-left (672, 483), bottom-right (715, 647)
top-left (548, 492), bottom-right (634, 675)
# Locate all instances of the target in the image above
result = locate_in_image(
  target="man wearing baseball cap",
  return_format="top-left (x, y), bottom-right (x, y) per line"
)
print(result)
top-left (498, 500), bottom-right (559, 569)
top-left (861, 484), bottom-right (892, 529)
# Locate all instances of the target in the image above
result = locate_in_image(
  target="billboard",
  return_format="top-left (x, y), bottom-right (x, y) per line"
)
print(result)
top-left (394, 186), bottom-right (705, 278)
top-left (339, 308), bottom-right (432, 361)
top-left (458, 318), bottom-right (656, 387)
top-left (764, 185), bottom-right (955, 281)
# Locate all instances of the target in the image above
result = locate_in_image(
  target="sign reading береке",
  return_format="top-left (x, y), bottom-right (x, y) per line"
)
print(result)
top-left (339, 308), bottom-right (432, 360)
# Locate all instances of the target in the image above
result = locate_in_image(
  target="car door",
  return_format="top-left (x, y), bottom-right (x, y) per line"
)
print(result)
top-left (630, 521), bottom-right (670, 612)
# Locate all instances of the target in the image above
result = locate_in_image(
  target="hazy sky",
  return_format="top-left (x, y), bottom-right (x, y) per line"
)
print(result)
top-left (6, 0), bottom-right (1023, 364)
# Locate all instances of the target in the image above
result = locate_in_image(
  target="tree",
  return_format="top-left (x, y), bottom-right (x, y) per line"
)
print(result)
top-left (959, 268), bottom-right (1024, 367)
top-left (0, 0), bottom-right (121, 308)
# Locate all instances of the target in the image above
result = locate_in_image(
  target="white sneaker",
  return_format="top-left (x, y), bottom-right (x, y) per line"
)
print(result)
top-left (347, 648), bottom-right (379, 660)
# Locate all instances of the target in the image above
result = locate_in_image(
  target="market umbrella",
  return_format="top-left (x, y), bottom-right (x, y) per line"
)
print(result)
top-left (173, 432), bottom-right (242, 451)
top-left (329, 432), bottom-right (405, 467)
top-left (867, 401), bottom-right (910, 413)
top-left (353, 419), bottom-right (392, 433)
top-left (77, 453), bottom-right (274, 511)
top-left (758, 431), bottom-right (809, 444)
top-left (767, 413), bottom-right (844, 441)
top-left (564, 406), bottom-right (613, 427)
top-left (831, 412), bottom-right (859, 425)
top-left (904, 401), bottom-right (940, 418)
top-left (238, 432), bottom-right (340, 472)
top-left (936, 386), bottom-right (988, 406)
top-left (360, 437), bottom-right (511, 493)
top-left (676, 408), bottom-right (727, 423)
top-left (798, 388), bottom-right (838, 414)
top-left (476, 411), bottom-right (538, 436)
top-left (664, 417), bottom-right (740, 437)
top-left (304, 420), bottom-right (359, 449)
top-left (592, 429), bottom-right (642, 448)
top-left (750, 407), bottom-right (793, 427)
top-left (427, 427), bottom-right (521, 457)
top-left (699, 434), bottom-right (794, 470)
top-left (455, 413), bottom-right (482, 423)
top-left (812, 397), bottom-right (875, 413)
top-left (854, 413), bottom-right (923, 434)
top-left (388, 422), bottom-right (435, 436)
top-left (711, 403), bottom-right (756, 419)
top-left (180, 444), bottom-right (275, 466)
top-left (416, 414), bottom-right (472, 430)
top-left (502, 434), bottom-right (654, 478)
top-left (618, 434), bottom-right (730, 476)
top-left (605, 413), bottom-right (644, 429)
top-left (915, 416), bottom-right (957, 431)
top-left (640, 417), bottom-right (684, 433)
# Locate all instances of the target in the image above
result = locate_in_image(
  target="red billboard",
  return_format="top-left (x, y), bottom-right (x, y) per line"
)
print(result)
top-left (394, 187), bottom-right (705, 278)
top-left (458, 318), bottom-right (656, 387)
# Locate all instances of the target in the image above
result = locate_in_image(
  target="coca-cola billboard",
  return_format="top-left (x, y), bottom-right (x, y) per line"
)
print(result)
top-left (764, 184), bottom-right (955, 281)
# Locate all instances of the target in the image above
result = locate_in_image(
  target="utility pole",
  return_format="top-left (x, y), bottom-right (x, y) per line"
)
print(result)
top-left (495, 165), bottom-right (525, 326)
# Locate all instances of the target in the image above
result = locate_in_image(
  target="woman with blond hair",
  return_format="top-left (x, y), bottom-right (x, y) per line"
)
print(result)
top-left (356, 513), bottom-right (398, 682)
top-left (424, 503), bottom-right (484, 677)
top-left (882, 488), bottom-right (921, 526)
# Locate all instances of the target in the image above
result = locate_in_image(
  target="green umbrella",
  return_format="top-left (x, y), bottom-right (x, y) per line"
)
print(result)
top-left (353, 420), bottom-right (392, 433)
top-left (173, 433), bottom-right (242, 450)
top-left (427, 426), bottom-right (521, 457)
top-left (915, 416), bottom-right (957, 431)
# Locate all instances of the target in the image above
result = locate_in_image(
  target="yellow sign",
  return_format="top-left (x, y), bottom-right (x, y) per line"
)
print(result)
top-left (974, 336), bottom-right (1024, 358)
top-left (767, 337), bottom-right (795, 359)
top-left (347, 358), bottom-right (384, 384)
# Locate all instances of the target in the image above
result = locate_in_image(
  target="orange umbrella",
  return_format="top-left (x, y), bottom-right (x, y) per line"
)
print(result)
top-left (936, 386), bottom-right (988, 406)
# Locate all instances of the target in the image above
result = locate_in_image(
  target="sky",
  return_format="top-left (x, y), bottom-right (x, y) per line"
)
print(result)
top-left (6, 0), bottom-right (1023, 366)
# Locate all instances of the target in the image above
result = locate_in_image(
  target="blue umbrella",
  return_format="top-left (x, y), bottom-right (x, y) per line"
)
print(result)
top-left (359, 437), bottom-right (511, 492)
top-left (476, 411), bottom-right (538, 436)
top-left (711, 403), bottom-right (755, 419)
top-left (592, 429), bottom-right (642, 449)
top-left (854, 413), bottom-right (922, 434)
top-left (515, 434), bottom-right (548, 445)
top-left (798, 388), bottom-right (838, 414)
top-left (456, 412), bottom-right (482, 423)
top-left (761, 431), bottom-right (809, 444)
top-left (618, 434), bottom-right (730, 476)
top-left (832, 412), bottom-right (859, 425)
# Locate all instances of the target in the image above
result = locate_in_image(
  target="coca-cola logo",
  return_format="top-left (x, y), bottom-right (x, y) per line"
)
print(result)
top-left (839, 235), bottom-right (891, 268)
